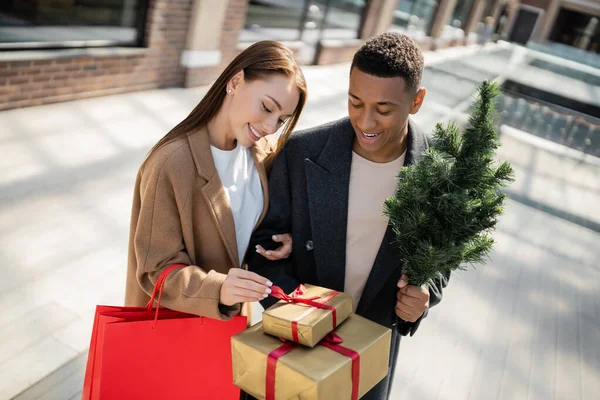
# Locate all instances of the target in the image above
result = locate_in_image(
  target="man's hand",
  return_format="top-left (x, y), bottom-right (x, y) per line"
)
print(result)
top-left (395, 274), bottom-right (430, 322)
top-left (255, 233), bottom-right (292, 261)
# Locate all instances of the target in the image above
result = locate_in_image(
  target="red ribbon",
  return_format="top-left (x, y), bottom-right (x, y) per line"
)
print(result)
top-left (270, 285), bottom-right (339, 342)
top-left (319, 333), bottom-right (360, 400)
top-left (265, 341), bottom-right (296, 400)
top-left (265, 332), bottom-right (360, 400)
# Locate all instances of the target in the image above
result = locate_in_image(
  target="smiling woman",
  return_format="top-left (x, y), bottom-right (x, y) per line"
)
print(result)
top-left (125, 40), bottom-right (307, 321)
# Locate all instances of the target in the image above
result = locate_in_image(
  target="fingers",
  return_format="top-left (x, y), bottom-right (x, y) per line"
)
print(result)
top-left (266, 248), bottom-right (288, 260)
top-left (231, 268), bottom-right (272, 286)
top-left (256, 245), bottom-right (279, 261)
top-left (255, 244), bottom-right (276, 258)
top-left (395, 304), bottom-right (416, 322)
top-left (231, 287), bottom-right (268, 301)
top-left (257, 234), bottom-right (293, 261)
top-left (272, 233), bottom-right (292, 243)
top-left (226, 269), bottom-right (273, 302)
top-left (396, 284), bottom-right (429, 322)
top-left (397, 274), bottom-right (408, 288)
top-left (267, 243), bottom-right (292, 260)
top-left (220, 282), bottom-right (264, 306)
top-left (256, 244), bottom-right (291, 261)
top-left (399, 284), bottom-right (430, 299)
top-left (221, 270), bottom-right (274, 305)
top-left (233, 278), bottom-right (272, 297)
top-left (395, 297), bottom-right (421, 322)
top-left (277, 236), bottom-right (292, 258)
top-left (396, 291), bottom-right (421, 309)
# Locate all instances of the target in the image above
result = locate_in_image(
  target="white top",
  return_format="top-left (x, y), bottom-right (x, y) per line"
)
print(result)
top-left (210, 144), bottom-right (264, 266)
top-left (344, 150), bottom-right (406, 311)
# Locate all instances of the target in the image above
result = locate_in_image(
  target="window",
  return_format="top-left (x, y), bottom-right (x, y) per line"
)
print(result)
top-left (0, 0), bottom-right (147, 50)
top-left (321, 0), bottom-right (366, 39)
top-left (439, 0), bottom-right (474, 41)
top-left (240, 0), bottom-right (366, 43)
top-left (241, 0), bottom-right (308, 42)
top-left (391, 0), bottom-right (438, 36)
top-left (449, 0), bottom-right (474, 31)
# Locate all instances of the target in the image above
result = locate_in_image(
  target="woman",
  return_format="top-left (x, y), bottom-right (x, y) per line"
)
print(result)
top-left (124, 41), bottom-right (307, 320)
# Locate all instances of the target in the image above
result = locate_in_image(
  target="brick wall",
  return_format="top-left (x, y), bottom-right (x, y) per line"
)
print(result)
top-left (184, 0), bottom-right (249, 88)
top-left (0, 0), bottom-right (193, 111)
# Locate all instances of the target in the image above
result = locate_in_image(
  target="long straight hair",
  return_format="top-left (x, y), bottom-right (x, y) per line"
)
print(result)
top-left (147, 41), bottom-right (307, 168)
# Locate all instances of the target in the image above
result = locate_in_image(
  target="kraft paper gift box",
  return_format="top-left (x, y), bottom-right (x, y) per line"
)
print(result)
top-left (231, 313), bottom-right (391, 400)
top-left (262, 284), bottom-right (353, 347)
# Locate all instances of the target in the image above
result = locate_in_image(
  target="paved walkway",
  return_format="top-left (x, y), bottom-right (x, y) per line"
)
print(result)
top-left (1, 44), bottom-right (599, 399)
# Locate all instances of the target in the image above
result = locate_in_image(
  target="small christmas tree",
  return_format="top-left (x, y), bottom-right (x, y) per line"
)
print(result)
top-left (384, 81), bottom-right (514, 289)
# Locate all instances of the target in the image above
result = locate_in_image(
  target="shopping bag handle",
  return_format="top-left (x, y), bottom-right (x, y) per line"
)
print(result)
top-left (146, 264), bottom-right (187, 315)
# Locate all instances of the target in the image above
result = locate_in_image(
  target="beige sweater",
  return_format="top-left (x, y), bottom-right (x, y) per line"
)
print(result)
top-left (124, 127), bottom-right (270, 320)
top-left (344, 151), bottom-right (406, 311)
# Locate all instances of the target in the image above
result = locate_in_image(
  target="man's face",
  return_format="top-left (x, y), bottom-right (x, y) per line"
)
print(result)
top-left (348, 67), bottom-right (425, 163)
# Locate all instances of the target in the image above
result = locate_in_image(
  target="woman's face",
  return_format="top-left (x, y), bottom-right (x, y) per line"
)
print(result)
top-left (227, 72), bottom-right (300, 148)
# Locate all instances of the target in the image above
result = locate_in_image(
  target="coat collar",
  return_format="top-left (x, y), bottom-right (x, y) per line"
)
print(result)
top-left (186, 127), bottom-right (271, 269)
top-left (304, 118), bottom-right (355, 291)
top-left (404, 118), bottom-right (429, 167)
top-left (313, 117), bottom-right (428, 170)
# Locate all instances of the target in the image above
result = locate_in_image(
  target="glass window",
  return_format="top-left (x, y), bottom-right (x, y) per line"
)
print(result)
top-left (440, 0), bottom-right (473, 41)
top-left (549, 8), bottom-right (600, 54)
top-left (390, 0), bottom-right (438, 37)
top-left (321, 0), bottom-right (366, 39)
top-left (449, 0), bottom-right (474, 30)
top-left (241, 0), bottom-right (366, 43)
top-left (0, 0), bottom-right (146, 50)
top-left (241, 0), bottom-right (308, 42)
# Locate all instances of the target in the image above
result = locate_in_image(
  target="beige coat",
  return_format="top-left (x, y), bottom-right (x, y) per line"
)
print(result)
top-left (124, 127), bottom-right (271, 320)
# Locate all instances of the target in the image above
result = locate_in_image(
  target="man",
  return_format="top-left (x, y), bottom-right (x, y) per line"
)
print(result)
top-left (247, 32), bottom-right (449, 399)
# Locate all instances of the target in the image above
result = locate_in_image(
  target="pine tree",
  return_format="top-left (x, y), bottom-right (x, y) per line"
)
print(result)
top-left (383, 81), bottom-right (514, 288)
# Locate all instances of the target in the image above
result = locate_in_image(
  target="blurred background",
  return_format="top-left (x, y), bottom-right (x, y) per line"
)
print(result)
top-left (0, 1), bottom-right (599, 399)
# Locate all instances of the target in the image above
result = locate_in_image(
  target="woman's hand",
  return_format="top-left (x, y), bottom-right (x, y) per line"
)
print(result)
top-left (219, 268), bottom-right (273, 306)
top-left (255, 233), bottom-right (292, 261)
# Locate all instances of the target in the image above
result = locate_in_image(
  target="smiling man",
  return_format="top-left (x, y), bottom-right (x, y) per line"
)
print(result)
top-left (247, 33), bottom-right (449, 400)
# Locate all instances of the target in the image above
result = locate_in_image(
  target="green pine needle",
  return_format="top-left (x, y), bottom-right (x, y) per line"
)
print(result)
top-left (383, 80), bottom-right (514, 287)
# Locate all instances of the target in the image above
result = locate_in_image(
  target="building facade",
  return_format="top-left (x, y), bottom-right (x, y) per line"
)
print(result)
top-left (5, 0), bottom-right (593, 111)
top-left (503, 0), bottom-right (600, 51)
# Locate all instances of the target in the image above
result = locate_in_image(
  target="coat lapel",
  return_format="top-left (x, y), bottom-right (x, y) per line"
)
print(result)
top-left (356, 119), bottom-right (430, 313)
top-left (187, 128), bottom-right (239, 269)
top-left (305, 118), bottom-right (354, 292)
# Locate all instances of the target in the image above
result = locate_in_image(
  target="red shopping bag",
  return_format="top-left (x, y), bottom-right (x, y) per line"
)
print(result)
top-left (82, 264), bottom-right (247, 399)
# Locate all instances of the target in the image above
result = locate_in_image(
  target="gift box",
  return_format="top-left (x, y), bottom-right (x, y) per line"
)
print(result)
top-left (231, 313), bottom-right (391, 400)
top-left (263, 284), bottom-right (353, 347)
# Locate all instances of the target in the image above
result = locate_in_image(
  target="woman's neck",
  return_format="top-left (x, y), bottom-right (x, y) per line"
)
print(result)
top-left (206, 106), bottom-right (236, 150)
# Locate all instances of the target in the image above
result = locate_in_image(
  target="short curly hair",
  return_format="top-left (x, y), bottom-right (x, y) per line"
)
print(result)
top-left (351, 32), bottom-right (424, 92)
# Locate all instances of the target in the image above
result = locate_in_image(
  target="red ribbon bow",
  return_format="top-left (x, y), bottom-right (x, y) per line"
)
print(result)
top-left (269, 284), bottom-right (339, 343)
top-left (265, 332), bottom-right (360, 400)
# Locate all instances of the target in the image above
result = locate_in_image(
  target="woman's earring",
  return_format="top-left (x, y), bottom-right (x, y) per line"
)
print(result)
top-left (227, 89), bottom-right (232, 94)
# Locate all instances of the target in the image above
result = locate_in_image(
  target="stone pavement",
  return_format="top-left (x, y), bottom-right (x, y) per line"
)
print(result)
top-left (0, 43), bottom-right (599, 399)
